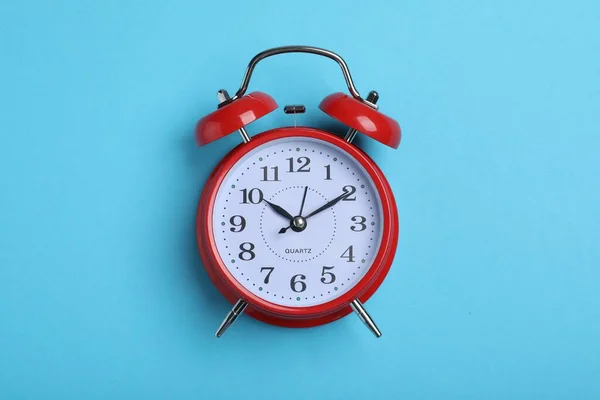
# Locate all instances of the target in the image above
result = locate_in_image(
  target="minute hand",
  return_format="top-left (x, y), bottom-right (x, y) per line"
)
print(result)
top-left (304, 192), bottom-right (350, 220)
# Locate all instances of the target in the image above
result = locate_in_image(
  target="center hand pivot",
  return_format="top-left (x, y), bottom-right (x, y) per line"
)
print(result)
top-left (278, 186), bottom-right (309, 234)
top-left (279, 188), bottom-right (350, 234)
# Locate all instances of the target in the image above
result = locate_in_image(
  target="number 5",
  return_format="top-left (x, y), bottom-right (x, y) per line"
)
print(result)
top-left (320, 266), bottom-right (336, 284)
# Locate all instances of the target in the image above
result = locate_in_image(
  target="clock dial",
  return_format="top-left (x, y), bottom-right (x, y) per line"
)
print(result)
top-left (212, 136), bottom-right (384, 307)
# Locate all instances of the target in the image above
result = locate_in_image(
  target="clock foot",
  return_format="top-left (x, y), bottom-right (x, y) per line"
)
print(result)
top-left (350, 299), bottom-right (382, 338)
top-left (215, 299), bottom-right (248, 338)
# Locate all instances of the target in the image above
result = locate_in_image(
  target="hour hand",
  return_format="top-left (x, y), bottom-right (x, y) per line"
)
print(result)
top-left (263, 199), bottom-right (294, 221)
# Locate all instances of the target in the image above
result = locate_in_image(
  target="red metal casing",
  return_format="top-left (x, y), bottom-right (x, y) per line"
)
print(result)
top-left (319, 92), bottom-right (401, 149)
top-left (196, 127), bottom-right (399, 328)
top-left (195, 92), bottom-right (278, 146)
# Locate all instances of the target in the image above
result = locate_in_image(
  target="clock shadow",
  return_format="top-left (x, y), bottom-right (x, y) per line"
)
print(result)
top-left (179, 133), bottom-right (238, 332)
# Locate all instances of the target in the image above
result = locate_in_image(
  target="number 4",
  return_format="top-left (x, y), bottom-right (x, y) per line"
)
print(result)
top-left (340, 245), bottom-right (355, 262)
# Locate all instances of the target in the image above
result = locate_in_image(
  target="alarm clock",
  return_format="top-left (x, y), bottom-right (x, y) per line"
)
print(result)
top-left (194, 46), bottom-right (401, 338)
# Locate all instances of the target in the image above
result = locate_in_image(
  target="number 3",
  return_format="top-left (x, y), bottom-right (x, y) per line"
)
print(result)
top-left (350, 216), bottom-right (366, 232)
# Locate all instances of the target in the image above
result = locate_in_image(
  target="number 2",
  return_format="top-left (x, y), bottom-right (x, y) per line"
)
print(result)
top-left (342, 185), bottom-right (356, 201)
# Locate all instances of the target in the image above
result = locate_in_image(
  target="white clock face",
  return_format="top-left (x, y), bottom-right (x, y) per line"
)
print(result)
top-left (212, 136), bottom-right (384, 307)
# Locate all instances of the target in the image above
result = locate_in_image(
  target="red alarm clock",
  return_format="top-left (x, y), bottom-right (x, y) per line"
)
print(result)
top-left (195, 46), bottom-right (401, 338)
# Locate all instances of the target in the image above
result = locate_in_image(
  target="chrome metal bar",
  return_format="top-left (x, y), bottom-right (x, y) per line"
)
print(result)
top-left (237, 127), bottom-right (251, 144)
top-left (215, 299), bottom-right (248, 338)
top-left (231, 46), bottom-right (364, 102)
top-left (350, 299), bottom-right (382, 338)
top-left (217, 89), bottom-right (251, 143)
top-left (344, 129), bottom-right (359, 143)
top-left (344, 91), bottom-right (380, 144)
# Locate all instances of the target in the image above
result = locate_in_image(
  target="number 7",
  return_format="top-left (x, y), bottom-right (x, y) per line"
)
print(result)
top-left (260, 267), bottom-right (275, 284)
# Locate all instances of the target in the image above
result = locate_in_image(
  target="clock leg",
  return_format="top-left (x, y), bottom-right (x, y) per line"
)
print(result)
top-left (215, 299), bottom-right (248, 338)
top-left (350, 299), bottom-right (382, 338)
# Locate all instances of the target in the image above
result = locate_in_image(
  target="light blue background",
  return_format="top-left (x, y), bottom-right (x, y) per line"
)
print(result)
top-left (1, 1), bottom-right (599, 398)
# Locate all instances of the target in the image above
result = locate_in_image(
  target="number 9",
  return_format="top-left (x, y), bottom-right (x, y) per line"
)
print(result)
top-left (230, 215), bottom-right (246, 232)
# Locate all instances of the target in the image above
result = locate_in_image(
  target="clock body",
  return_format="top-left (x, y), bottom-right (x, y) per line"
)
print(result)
top-left (196, 127), bottom-right (399, 327)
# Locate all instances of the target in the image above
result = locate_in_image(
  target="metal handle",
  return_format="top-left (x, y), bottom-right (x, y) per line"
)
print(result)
top-left (229, 45), bottom-right (365, 103)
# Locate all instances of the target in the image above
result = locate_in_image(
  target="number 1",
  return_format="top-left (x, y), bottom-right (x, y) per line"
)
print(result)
top-left (324, 165), bottom-right (332, 180)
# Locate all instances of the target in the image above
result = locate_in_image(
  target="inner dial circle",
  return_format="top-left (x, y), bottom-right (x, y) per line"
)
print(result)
top-left (260, 186), bottom-right (336, 262)
top-left (212, 136), bottom-right (384, 307)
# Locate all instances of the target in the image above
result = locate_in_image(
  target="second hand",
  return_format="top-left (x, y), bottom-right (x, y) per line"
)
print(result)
top-left (298, 186), bottom-right (308, 216)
